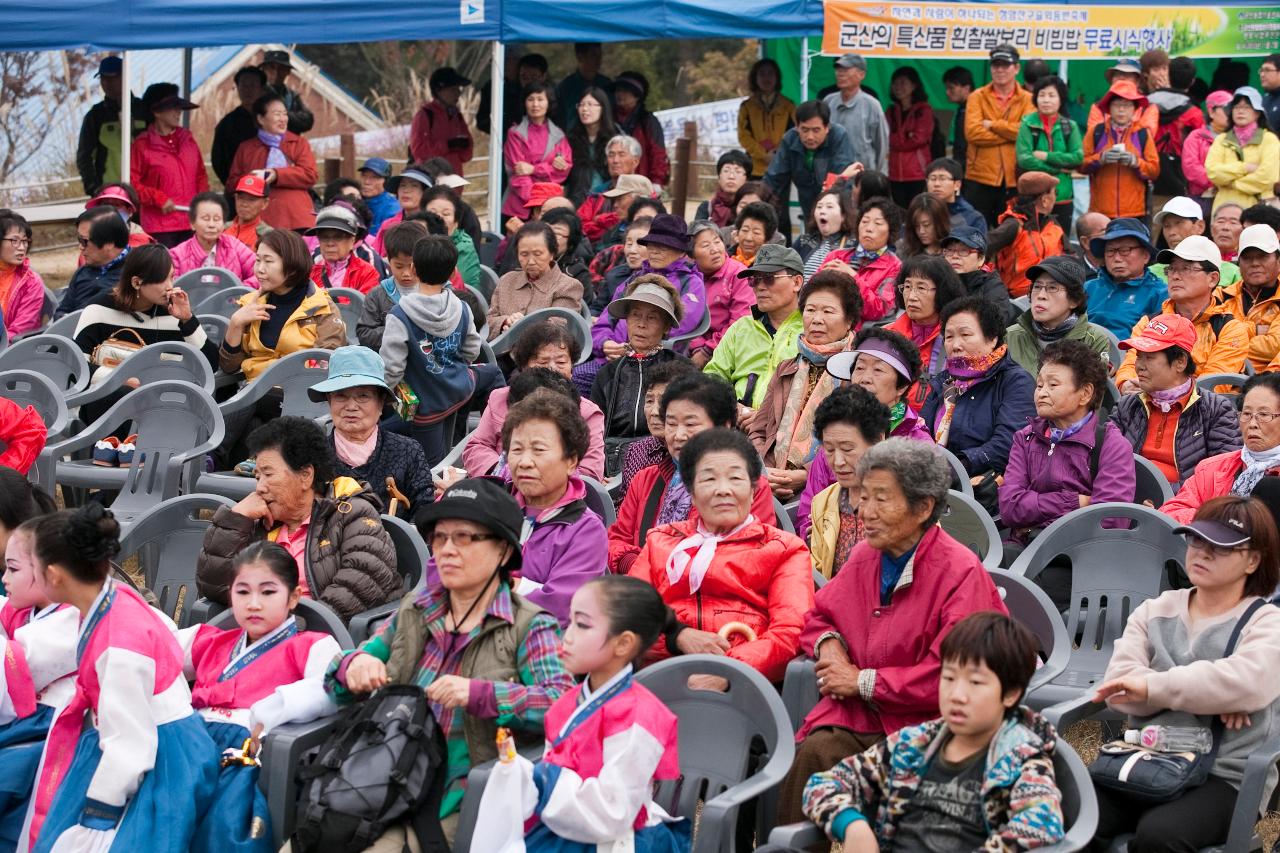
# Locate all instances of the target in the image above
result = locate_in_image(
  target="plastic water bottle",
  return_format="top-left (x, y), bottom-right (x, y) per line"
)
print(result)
top-left (1123, 725), bottom-right (1214, 753)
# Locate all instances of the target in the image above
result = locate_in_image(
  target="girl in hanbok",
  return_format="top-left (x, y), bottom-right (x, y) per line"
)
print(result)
top-left (480, 574), bottom-right (690, 853)
top-left (0, 519), bottom-right (78, 849)
top-left (28, 504), bottom-right (219, 853)
top-left (179, 542), bottom-right (340, 853)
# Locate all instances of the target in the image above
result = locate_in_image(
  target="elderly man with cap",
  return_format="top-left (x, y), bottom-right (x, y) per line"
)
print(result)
top-left (369, 165), bottom-right (433, 255)
top-left (939, 226), bottom-right (1016, 322)
top-left (963, 45), bottom-right (1035, 227)
top-left (764, 100), bottom-right (855, 228)
top-left (1108, 312), bottom-right (1241, 485)
top-left (1114, 235), bottom-right (1250, 392)
top-left (704, 243), bottom-right (806, 421)
top-left (260, 49), bottom-right (313, 135)
top-left (76, 56), bottom-right (148, 197)
top-left (988, 170), bottom-right (1066, 299)
top-left (1222, 223), bottom-right (1280, 372)
top-left (1006, 255), bottom-right (1113, 375)
top-left (1206, 86), bottom-right (1280, 213)
top-left (822, 54), bottom-right (888, 173)
top-left (226, 174), bottom-right (272, 251)
top-left (356, 157), bottom-right (400, 235)
top-left (211, 66), bottom-right (267, 190)
top-left (1152, 196), bottom-right (1242, 288)
top-left (577, 156), bottom-right (652, 245)
top-left (130, 84), bottom-right (206, 248)
top-left (1083, 79), bottom-right (1160, 220)
top-left (1083, 218), bottom-right (1168, 338)
top-left (306, 204), bottom-right (381, 294)
top-left (410, 67), bottom-right (474, 174)
top-left (1086, 58), bottom-right (1159, 136)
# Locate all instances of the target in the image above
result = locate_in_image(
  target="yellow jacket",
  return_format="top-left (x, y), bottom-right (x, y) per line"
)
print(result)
top-left (738, 93), bottom-right (796, 177)
top-left (964, 83), bottom-right (1034, 189)
top-left (1221, 279), bottom-right (1280, 372)
top-left (808, 482), bottom-right (844, 580)
top-left (219, 284), bottom-right (346, 381)
top-left (1205, 127), bottom-right (1280, 212)
top-left (1113, 297), bottom-right (1251, 386)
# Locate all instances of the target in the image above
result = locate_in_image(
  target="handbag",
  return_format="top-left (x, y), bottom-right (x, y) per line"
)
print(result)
top-left (90, 327), bottom-right (146, 370)
top-left (1088, 598), bottom-right (1268, 802)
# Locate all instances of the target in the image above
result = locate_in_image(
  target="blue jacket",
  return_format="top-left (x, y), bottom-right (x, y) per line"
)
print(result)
top-left (55, 249), bottom-right (129, 318)
top-left (1084, 267), bottom-right (1168, 339)
top-left (920, 353), bottom-right (1036, 476)
top-left (948, 197), bottom-right (988, 232)
top-left (764, 122), bottom-right (855, 218)
top-left (365, 191), bottom-right (401, 236)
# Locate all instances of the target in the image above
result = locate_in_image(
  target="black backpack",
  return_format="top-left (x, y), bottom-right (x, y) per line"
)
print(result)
top-left (1154, 102), bottom-right (1195, 197)
top-left (292, 685), bottom-right (450, 853)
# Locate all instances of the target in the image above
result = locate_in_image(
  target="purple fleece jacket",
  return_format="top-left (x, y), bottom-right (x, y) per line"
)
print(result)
top-left (590, 256), bottom-right (706, 355)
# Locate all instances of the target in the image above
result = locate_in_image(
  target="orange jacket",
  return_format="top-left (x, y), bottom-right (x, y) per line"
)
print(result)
top-left (628, 517), bottom-right (814, 683)
top-left (1221, 280), bottom-right (1280, 372)
top-left (993, 206), bottom-right (1066, 298)
top-left (1083, 120), bottom-right (1159, 219)
top-left (1113, 298), bottom-right (1251, 386)
top-left (1086, 101), bottom-right (1158, 139)
top-left (963, 83), bottom-right (1034, 189)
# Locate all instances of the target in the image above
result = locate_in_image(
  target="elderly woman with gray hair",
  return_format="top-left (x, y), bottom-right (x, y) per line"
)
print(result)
top-left (776, 438), bottom-right (1008, 826)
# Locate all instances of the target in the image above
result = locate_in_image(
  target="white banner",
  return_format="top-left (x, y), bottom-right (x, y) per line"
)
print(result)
top-left (655, 97), bottom-right (744, 160)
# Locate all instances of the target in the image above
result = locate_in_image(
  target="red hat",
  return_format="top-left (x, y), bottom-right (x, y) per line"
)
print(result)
top-left (1119, 313), bottom-right (1197, 353)
top-left (234, 174), bottom-right (269, 197)
top-left (85, 186), bottom-right (135, 214)
top-left (527, 182), bottom-right (564, 209)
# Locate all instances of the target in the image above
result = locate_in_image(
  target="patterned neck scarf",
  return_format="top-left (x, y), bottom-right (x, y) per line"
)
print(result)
top-left (934, 346), bottom-right (1008, 447)
top-left (774, 333), bottom-right (855, 469)
top-left (1033, 314), bottom-right (1079, 344)
top-left (1047, 410), bottom-right (1093, 445)
top-left (845, 244), bottom-right (885, 272)
top-left (656, 467), bottom-right (694, 527)
top-left (1149, 378), bottom-right (1194, 413)
top-left (888, 400), bottom-right (908, 434)
top-left (1232, 445), bottom-right (1280, 496)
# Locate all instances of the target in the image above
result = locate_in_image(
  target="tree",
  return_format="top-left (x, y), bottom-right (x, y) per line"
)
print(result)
top-left (0, 51), bottom-right (94, 184)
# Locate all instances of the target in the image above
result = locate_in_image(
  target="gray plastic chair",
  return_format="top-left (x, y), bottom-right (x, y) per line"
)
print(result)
top-left (938, 445), bottom-right (974, 496)
top-left (326, 287), bottom-right (364, 345)
top-left (65, 340), bottom-right (216, 411)
top-left (0, 334), bottom-right (89, 394)
top-left (771, 496), bottom-right (796, 534)
top-left (477, 232), bottom-right (501, 270)
top-left (476, 264), bottom-right (499, 300)
top-left (489, 307), bottom-right (592, 365)
top-left (174, 267), bottom-right (244, 307)
top-left (197, 314), bottom-right (229, 348)
top-left (11, 289), bottom-right (62, 342)
top-left (939, 488), bottom-right (1003, 570)
top-left (43, 310), bottom-right (82, 340)
top-left (1196, 372), bottom-right (1247, 394)
top-left (348, 514), bottom-right (427, 644)
top-left (194, 285), bottom-right (253, 319)
top-left (116, 493), bottom-right (234, 626)
top-left (0, 369), bottom-right (68, 438)
top-left (988, 569), bottom-right (1072, 695)
top-left (1094, 323), bottom-right (1123, 375)
top-left (581, 475), bottom-right (617, 526)
top-left (431, 428), bottom-right (475, 476)
top-left (762, 737), bottom-right (1097, 853)
top-left (1132, 452), bottom-right (1175, 507)
top-left (43, 381), bottom-right (225, 523)
top-left (665, 303), bottom-right (710, 349)
top-left (1008, 502), bottom-right (1185, 709)
top-left (1012, 295), bottom-right (1031, 311)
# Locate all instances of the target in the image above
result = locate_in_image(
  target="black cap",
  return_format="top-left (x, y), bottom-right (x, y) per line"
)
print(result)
top-left (1026, 255), bottom-right (1087, 290)
top-left (990, 45), bottom-right (1020, 65)
top-left (262, 50), bottom-right (293, 69)
top-left (416, 478), bottom-right (523, 569)
top-left (429, 67), bottom-right (471, 91)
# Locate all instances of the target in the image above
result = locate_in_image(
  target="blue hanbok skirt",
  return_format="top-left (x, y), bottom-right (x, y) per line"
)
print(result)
top-left (526, 816), bottom-right (691, 853)
top-left (0, 705), bottom-right (56, 850)
top-left (191, 721), bottom-right (273, 853)
top-left (33, 713), bottom-right (218, 853)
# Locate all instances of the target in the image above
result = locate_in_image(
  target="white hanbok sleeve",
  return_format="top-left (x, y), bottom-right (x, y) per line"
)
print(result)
top-left (248, 636), bottom-right (341, 735)
top-left (14, 608), bottom-right (80, 693)
top-left (173, 625), bottom-right (205, 681)
top-left (86, 648), bottom-right (160, 813)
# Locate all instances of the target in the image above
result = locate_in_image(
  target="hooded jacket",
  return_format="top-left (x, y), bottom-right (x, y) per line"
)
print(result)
top-left (1221, 279), bottom-right (1280, 372)
top-left (381, 288), bottom-right (481, 423)
top-left (196, 477), bottom-right (401, 620)
top-left (503, 118), bottom-right (573, 218)
top-left (1006, 310), bottom-right (1114, 377)
top-left (803, 707), bottom-right (1065, 851)
top-left (990, 204), bottom-right (1066, 298)
top-left (1110, 387), bottom-right (1241, 483)
top-left (130, 125), bottom-right (209, 235)
top-left (628, 516), bottom-right (814, 683)
top-left (1113, 299), bottom-right (1251, 386)
top-left (964, 83), bottom-right (1035, 189)
top-left (819, 249), bottom-right (902, 323)
top-left (1161, 450), bottom-right (1280, 523)
top-left (1206, 125), bottom-right (1280, 212)
top-left (1083, 266), bottom-right (1168, 340)
top-left (509, 476), bottom-right (608, 626)
top-left (702, 307), bottom-right (804, 408)
top-left (219, 283), bottom-right (346, 381)
top-left (919, 353), bottom-right (1037, 475)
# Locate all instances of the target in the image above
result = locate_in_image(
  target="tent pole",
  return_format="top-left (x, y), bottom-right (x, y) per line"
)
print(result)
top-left (488, 41), bottom-right (505, 233)
top-left (1058, 59), bottom-right (1069, 83)
top-left (121, 52), bottom-right (132, 183)
top-left (182, 48), bottom-right (194, 128)
top-left (800, 37), bottom-right (811, 102)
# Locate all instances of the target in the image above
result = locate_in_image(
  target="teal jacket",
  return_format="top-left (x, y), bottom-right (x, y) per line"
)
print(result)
top-left (1015, 113), bottom-right (1084, 203)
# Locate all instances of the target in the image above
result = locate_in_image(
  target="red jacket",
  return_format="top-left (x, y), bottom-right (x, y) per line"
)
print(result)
top-left (577, 192), bottom-right (621, 244)
top-left (409, 100), bottom-right (473, 175)
top-left (0, 396), bottom-right (47, 475)
top-left (310, 253), bottom-right (382, 295)
top-left (821, 249), bottom-right (903, 323)
top-left (887, 102), bottom-right (935, 183)
top-left (885, 313), bottom-right (939, 410)
top-left (227, 133), bottom-right (318, 232)
top-left (1161, 450), bottom-right (1280, 524)
top-left (628, 517), bottom-right (814, 683)
top-left (797, 525), bottom-right (1007, 738)
top-left (608, 458), bottom-right (775, 575)
top-left (130, 126), bottom-right (209, 235)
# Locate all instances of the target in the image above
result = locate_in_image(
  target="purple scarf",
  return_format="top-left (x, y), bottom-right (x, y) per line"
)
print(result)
top-left (258, 130), bottom-right (288, 170)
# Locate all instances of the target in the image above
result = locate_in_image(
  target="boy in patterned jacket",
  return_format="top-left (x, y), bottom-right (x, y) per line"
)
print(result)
top-left (800, 612), bottom-right (1065, 852)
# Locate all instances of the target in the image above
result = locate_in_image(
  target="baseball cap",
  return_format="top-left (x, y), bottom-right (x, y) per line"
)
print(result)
top-left (1174, 517), bottom-right (1253, 549)
top-left (429, 67), bottom-right (471, 91)
top-left (1206, 90), bottom-right (1234, 111)
top-left (1152, 196), bottom-right (1205, 231)
top-left (1239, 223), bottom-right (1280, 255)
top-left (358, 157), bottom-right (392, 178)
top-left (386, 168), bottom-right (434, 194)
top-left (262, 50), bottom-right (294, 69)
top-left (990, 45), bottom-right (1020, 65)
top-left (416, 478), bottom-right (523, 569)
top-left (234, 174), bottom-right (269, 197)
top-left (95, 56), bottom-right (122, 78)
top-left (602, 174), bottom-right (654, 198)
top-left (1155, 234), bottom-right (1222, 271)
top-left (834, 54), bottom-right (867, 71)
top-left (737, 244), bottom-right (803, 277)
top-left (1119, 313), bottom-right (1197, 353)
top-left (527, 182), bottom-right (565, 209)
top-left (1026, 255), bottom-right (1087, 290)
top-left (941, 225), bottom-right (987, 253)
top-left (306, 205), bottom-right (361, 237)
top-left (1105, 58), bottom-right (1142, 80)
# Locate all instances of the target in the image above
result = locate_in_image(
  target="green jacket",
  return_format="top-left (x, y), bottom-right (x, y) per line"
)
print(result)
top-left (1015, 113), bottom-right (1084, 203)
top-left (452, 228), bottom-right (482, 290)
top-left (703, 307), bottom-right (804, 408)
top-left (1006, 309), bottom-right (1114, 376)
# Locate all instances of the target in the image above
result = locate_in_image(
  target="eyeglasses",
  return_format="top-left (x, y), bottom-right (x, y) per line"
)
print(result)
top-left (896, 282), bottom-right (936, 295)
top-left (77, 236), bottom-right (91, 247)
top-left (719, 165), bottom-right (747, 176)
top-left (429, 530), bottom-right (500, 550)
top-left (1166, 263), bottom-right (1211, 278)
top-left (750, 273), bottom-right (795, 286)
top-left (1239, 410), bottom-right (1280, 424)
top-left (1184, 535), bottom-right (1251, 559)
top-left (1029, 281), bottom-right (1065, 295)
top-left (941, 246), bottom-right (976, 259)
top-left (1104, 244), bottom-right (1146, 257)
top-left (1, 237), bottom-right (30, 248)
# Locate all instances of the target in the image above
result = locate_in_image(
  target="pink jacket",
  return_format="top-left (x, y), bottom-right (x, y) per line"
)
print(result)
top-left (503, 119), bottom-right (572, 219)
top-left (130, 126), bottom-right (209, 235)
top-left (462, 386), bottom-right (607, 482)
top-left (169, 234), bottom-right (258, 287)
top-left (690, 255), bottom-right (752, 353)
top-left (2, 260), bottom-right (45, 335)
top-left (1183, 125), bottom-right (1218, 198)
top-left (821, 249), bottom-right (903, 323)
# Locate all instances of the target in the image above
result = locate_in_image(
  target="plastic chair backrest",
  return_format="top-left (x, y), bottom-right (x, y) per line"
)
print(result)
top-left (580, 476), bottom-right (617, 526)
top-left (219, 348), bottom-right (333, 420)
top-left (209, 598), bottom-right (354, 647)
top-left (1132, 453), bottom-right (1175, 507)
top-left (664, 303), bottom-right (710, 348)
top-left (1012, 295), bottom-right (1031, 311)
top-left (194, 286), bottom-right (253, 319)
top-left (326, 287), bottom-right (365, 345)
top-left (771, 496), bottom-right (796, 533)
top-left (40, 286), bottom-right (60, 323)
top-left (939, 489), bottom-right (1003, 569)
top-left (780, 657), bottom-right (821, 733)
top-left (1091, 323), bottom-right (1122, 375)
top-left (938, 445), bottom-right (973, 496)
top-left (1196, 373), bottom-right (1247, 394)
top-left (476, 264), bottom-right (499, 300)
top-left (477, 340), bottom-right (497, 366)
top-left (463, 283), bottom-right (490, 320)
top-left (66, 340), bottom-right (216, 409)
top-left (1053, 739), bottom-right (1100, 852)
top-left (117, 494), bottom-right (234, 626)
top-left (477, 232), bottom-right (500, 270)
top-left (43, 310), bottom-right (82, 341)
top-left (0, 370), bottom-right (68, 438)
top-left (489, 307), bottom-right (592, 365)
top-left (381, 513), bottom-right (428, 591)
top-left (988, 569), bottom-right (1072, 693)
top-left (174, 267), bottom-right (243, 307)
top-left (198, 314), bottom-right (229, 348)
top-left (0, 334), bottom-right (89, 394)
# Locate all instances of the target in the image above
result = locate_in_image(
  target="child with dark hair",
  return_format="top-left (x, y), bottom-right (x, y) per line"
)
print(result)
top-left (799, 611), bottom-right (1064, 852)
top-left (356, 220), bottom-right (431, 350)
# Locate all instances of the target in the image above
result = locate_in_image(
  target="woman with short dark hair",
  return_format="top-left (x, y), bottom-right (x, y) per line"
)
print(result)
top-left (796, 189), bottom-right (856, 280)
top-left (820, 197), bottom-right (905, 323)
top-left (0, 213), bottom-right (46, 336)
top-left (695, 150), bottom-right (753, 228)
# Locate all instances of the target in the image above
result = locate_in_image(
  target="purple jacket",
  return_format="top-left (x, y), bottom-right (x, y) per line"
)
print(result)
top-left (796, 408), bottom-right (932, 539)
top-left (998, 414), bottom-right (1135, 536)
top-left (590, 256), bottom-right (706, 355)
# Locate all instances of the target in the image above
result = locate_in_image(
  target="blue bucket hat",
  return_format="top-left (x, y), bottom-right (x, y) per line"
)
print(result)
top-left (307, 346), bottom-right (392, 402)
top-left (1089, 217), bottom-right (1155, 264)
